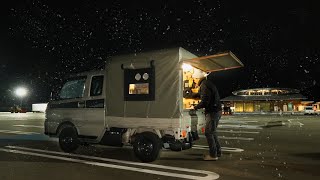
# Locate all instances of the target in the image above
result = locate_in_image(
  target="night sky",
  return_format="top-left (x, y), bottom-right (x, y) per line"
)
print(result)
top-left (0, 0), bottom-right (320, 107)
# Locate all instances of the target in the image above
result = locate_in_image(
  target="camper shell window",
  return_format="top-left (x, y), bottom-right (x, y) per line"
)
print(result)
top-left (124, 67), bottom-right (155, 101)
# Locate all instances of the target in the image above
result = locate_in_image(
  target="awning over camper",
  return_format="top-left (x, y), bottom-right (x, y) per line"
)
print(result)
top-left (182, 51), bottom-right (244, 72)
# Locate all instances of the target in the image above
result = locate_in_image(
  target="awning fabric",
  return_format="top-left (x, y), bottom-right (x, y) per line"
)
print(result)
top-left (182, 51), bottom-right (244, 72)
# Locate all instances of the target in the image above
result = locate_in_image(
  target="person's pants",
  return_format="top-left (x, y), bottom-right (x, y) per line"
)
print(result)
top-left (205, 111), bottom-right (222, 157)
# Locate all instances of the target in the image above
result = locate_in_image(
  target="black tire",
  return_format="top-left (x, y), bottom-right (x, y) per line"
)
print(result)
top-left (133, 132), bottom-right (162, 162)
top-left (169, 141), bottom-right (183, 151)
top-left (58, 126), bottom-right (79, 153)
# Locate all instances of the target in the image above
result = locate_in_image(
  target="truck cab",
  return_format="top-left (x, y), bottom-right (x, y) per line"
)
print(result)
top-left (45, 70), bottom-right (106, 141)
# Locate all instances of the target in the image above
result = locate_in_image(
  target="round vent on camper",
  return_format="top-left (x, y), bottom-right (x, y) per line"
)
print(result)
top-left (135, 73), bottom-right (141, 81)
top-left (143, 73), bottom-right (149, 80)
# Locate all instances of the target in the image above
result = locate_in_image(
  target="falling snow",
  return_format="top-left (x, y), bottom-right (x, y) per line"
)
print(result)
top-left (2, 0), bottom-right (319, 102)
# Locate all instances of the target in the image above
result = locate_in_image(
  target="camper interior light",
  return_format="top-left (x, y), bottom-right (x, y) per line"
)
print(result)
top-left (182, 63), bottom-right (193, 71)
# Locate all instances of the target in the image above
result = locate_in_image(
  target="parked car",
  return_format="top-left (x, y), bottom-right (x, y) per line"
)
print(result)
top-left (9, 106), bottom-right (27, 113)
top-left (223, 106), bottom-right (232, 115)
top-left (304, 106), bottom-right (316, 115)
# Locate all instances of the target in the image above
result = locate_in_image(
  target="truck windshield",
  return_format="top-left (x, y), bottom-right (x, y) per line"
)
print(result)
top-left (59, 77), bottom-right (86, 99)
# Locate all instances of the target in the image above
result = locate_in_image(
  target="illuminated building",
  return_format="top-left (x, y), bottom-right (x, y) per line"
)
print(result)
top-left (221, 88), bottom-right (309, 113)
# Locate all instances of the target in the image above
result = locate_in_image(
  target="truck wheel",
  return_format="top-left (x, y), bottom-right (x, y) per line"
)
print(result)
top-left (58, 126), bottom-right (79, 153)
top-left (133, 132), bottom-right (162, 162)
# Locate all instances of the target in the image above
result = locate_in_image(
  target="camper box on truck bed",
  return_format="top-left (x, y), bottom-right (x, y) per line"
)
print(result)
top-left (45, 47), bottom-right (244, 162)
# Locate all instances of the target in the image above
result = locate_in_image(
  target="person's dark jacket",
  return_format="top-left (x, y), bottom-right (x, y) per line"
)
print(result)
top-left (194, 74), bottom-right (222, 113)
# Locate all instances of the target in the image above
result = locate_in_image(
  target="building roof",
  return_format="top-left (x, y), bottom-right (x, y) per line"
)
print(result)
top-left (221, 94), bottom-right (307, 101)
top-left (300, 101), bottom-right (315, 104)
top-left (232, 88), bottom-right (300, 96)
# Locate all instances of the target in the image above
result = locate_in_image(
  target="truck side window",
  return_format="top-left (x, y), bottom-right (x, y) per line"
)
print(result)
top-left (90, 75), bottom-right (104, 96)
top-left (59, 77), bottom-right (86, 99)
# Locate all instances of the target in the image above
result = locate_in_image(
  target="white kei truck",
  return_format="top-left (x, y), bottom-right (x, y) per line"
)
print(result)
top-left (44, 47), bottom-right (243, 162)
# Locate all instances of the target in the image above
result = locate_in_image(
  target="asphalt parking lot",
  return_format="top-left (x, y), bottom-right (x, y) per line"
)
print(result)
top-left (0, 112), bottom-right (319, 180)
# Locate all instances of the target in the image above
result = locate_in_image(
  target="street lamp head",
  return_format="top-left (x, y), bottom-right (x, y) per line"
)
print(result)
top-left (15, 87), bottom-right (28, 98)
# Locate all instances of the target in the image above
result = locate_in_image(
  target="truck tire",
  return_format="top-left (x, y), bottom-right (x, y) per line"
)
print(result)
top-left (58, 126), bottom-right (79, 153)
top-left (133, 132), bottom-right (162, 162)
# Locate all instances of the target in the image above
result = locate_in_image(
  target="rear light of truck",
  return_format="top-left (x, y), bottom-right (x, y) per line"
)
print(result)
top-left (181, 130), bottom-right (187, 138)
top-left (201, 127), bottom-right (205, 133)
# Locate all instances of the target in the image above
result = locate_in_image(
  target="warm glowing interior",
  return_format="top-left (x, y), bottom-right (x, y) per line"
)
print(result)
top-left (129, 83), bottom-right (149, 95)
top-left (182, 63), bottom-right (204, 109)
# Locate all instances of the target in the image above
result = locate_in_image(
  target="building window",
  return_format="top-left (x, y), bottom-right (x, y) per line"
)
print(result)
top-left (260, 102), bottom-right (271, 112)
top-left (238, 92), bottom-right (249, 96)
top-left (244, 103), bottom-right (254, 112)
top-left (264, 91), bottom-right (271, 95)
top-left (254, 103), bottom-right (261, 112)
top-left (235, 102), bottom-right (244, 112)
top-left (251, 91), bottom-right (262, 96)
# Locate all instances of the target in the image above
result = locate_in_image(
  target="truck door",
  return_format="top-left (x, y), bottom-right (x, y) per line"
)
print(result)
top-left (48, 76), bottom-right (88, 134)
top-left (76, 75), bottom-right (105, 139)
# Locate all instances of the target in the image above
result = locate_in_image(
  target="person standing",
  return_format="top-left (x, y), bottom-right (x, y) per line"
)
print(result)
top-left (193, 72), bottom-right (222, 161)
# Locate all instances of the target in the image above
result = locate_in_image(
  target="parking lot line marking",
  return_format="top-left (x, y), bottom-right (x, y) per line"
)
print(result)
top-left (0, 148), bottom-right (219, 180)
top-left (0, 130), bottom-right (40, 135)
top-left (13, 125), bottom-right (44, 128)
top-left (192, 145), bottom-right (244, 152)
top-left (242, 121), bottom-right (258, 123)
top-left (218, 130), bottom-right (259, 134)
top-left (220, 120), bottom-right (258, 124)
top-left (218, 124), bottom-right (263, 130)
top-left (219, 136), bottom-right (254, 141)
top-left (192, 147), bottom-right (244, 152)
top-left (199, 135), bottom-right (254, 141)
top-left (5, 146), bottom-right (220, 180)
top-left (286, 121), bottom-right (304, 127)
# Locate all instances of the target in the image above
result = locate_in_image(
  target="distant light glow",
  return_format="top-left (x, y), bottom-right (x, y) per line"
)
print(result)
top-left (15, 87), bottom-right (28, 97)
top-left (182, 63), bottom-right (193, 71)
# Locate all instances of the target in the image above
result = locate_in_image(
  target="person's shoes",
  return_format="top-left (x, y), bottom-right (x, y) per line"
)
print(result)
top-left (203, 154), bottom-right (218, 161)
